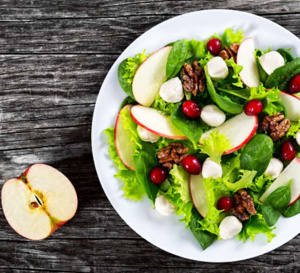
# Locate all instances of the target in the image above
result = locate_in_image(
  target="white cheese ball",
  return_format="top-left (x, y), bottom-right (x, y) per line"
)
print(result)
top-left (207, 56), bottom-right (229, 80)
top-left (264, 158), bottom-right (284, 179)
top-left (219, 216), bottom-right (243, 240)
top-left (202, 158), bottom-right (223, 179)
top-left (259, 51), bottom-right (285, 75)
top-left (200, 104), bottom-right (226, 127)
top-left (159, 77), bottom-right (184, 103)
top-left (296, 132), bottom-right (300, 146)
top-left (155, 195), bottom-right (175, 216)
top-left (137, 125), bottom-right (160, 143)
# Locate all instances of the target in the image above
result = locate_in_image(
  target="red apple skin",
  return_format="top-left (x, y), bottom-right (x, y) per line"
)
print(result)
top-left (130, 111), bottom-right (187, 140)
top-left (2, 164), bottom-right (78, 241)
top-left (114, 105), bottom-right (135, 171)
top-left (280, 90), bottom-right (300, 101)
top-left (223, 115), bottom-right (258, 154)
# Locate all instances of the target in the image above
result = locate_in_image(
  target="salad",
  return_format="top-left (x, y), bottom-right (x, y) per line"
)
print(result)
top-left (104, 29), bottom-right (300, 250)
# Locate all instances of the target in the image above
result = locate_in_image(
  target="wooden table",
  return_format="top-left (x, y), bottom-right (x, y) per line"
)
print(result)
top-left (1, 1), bottom-right (299, 272)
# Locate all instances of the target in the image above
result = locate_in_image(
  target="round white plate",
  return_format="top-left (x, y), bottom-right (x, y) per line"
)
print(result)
top-left (92, 10), bottom-right (300, 262)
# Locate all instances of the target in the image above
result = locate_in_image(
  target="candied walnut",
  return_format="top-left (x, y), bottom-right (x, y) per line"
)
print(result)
top-left (181, 61), bottom-right (206, 96)
top-left (219, 43), bottom-right (239, 62)
top-left (231, 189), bottom-right (257, 222)
top-left (261, 113), bottom-right (291, 142)
top-left (157, 143), bottom-right (189, 170)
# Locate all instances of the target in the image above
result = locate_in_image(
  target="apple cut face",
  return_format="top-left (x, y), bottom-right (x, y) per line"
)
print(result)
top-left (237, 38), bottom-right (260, 88)
top-left (130, 105), bottom-right (186, 139)
top-left (132, 46), bottom-right (172, 107)
top-left (2, 164), bottom-right (78, 240)
top-left (190, 174), bottom-right (208, 217)
top-left (279, 91), bottom-right (300, 122)
top-left (260, 157), bottom-right (300, 205)
top-left (115, 105), bottom-right (136, 170)
top-left (200, 112), bottom-right (258, 154)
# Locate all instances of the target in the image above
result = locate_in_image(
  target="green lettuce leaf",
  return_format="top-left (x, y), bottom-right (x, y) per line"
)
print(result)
top-left (238, 213), bottom-right (276, 243)
top-left (287, 119), bottom-right (300, 138)
top-left (224, 170), bottom-right (257, 192)
top-left (151, 94), bottom-right (179, 115)
top-left (200, 131), bottom-right (232, 164)
top-left (221, 29), bottom-right (244, 47)
top-left (250, 175), bottom-right (274, 192)
top-left (225, 58), bottom-right (244, 88)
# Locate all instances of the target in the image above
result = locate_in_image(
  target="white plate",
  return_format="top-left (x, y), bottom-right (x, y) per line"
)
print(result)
top-left (92, 10), bottom-right (300, 262)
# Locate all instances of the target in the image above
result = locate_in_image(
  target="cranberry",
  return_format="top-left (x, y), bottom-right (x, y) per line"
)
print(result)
top-left (244, 99), bottom-right (263, 116)
top-left (207, 38), bottom-right (222, 55)
top-left (150, 167), bottom-right (167, 184)
top-left (182, 100), bottom-right (201, 118)
top-left (181, 155), bottom-right (201, 175)
top-left (217, 197), bottom-right (233, 212)
top-left (281, 140), bottom-right (296, 161)
top-left (289, 75), bottom-right (300, 94)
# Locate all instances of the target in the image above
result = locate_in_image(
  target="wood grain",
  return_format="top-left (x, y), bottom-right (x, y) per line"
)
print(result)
top-left (0, 1), bottom-right (299, 272)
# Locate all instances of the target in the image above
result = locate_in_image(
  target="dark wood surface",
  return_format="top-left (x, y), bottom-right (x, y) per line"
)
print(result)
top-left (1, 1), bottom-right (300, 272)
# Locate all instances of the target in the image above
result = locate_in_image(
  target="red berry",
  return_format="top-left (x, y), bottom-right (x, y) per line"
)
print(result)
top-left (182, 100), bottom-right (201, 118)
top-left (281, 140), bottom-right (296, 161)
top-left (289, 74), bottom-right (300, 94)
top-left (244, 99), bottom-right (263, 116)
top-left (217, 197), bottom-right (233, 212)
top-left (181, 155), bottom-right (201, 175)
top-left (150, 167), bottom-right (167, 184)
top-left (207, 38), bottom-right (222, 55)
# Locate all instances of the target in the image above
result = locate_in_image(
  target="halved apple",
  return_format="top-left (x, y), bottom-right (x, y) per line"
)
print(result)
top-left (1, 164), bottom-right (78, 240)
top-left (237, 38), bottom-right (260, 87)
top-left (260, 157), bottom-right (300, 205)
top-left (115, 105), bottom-right (136, 170)
top-left (279, 91), bottom-right (300, 122)
top-left (200, 112), bottom-right (258, 154)
top-left (130, 105), bottom-right (186, 139)
top-left (132, 46), bottom-right (172, 107)
top-left (190, 174), bottom-right (208, 217)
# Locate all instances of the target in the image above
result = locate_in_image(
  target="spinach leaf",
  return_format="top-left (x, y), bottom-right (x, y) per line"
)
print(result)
top-left (283, 199), bottom-right (300, 217)
top-left (189, 208), bottom-right (217, 250)
top-left (119, 96), bottom-right (137, 110)
top-left (118, 59), bottom-right (134, 98)
top-left (262, 184), bottom-right (291, 226)
top-left (166, 40), bottom-right (189, 80)
top-left (265, 58), bottom-right (300, 91)
top-left (204, 66), bottom-right (244, 114)
top-left (135, 150), bottom-right (160, 205)
top-left (240, 134), bottom-right (273, 177)
top-left (277, 48), bottom-right (294, 63)
top-left (217, 88), bottom-right (250, 100)
top-left (171, 104), bottom-right (204, 148)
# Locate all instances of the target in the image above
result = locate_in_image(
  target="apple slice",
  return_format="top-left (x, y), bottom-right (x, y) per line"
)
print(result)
top-left (1, 164), bottom-right (78, 240)
top-left (200, 112), bottom-right (258, 154)
top-left (279, 91), bottom-right (300, 122)
top-left (130, 105), bottom-right (186, 139)
top-left (132, 46), bottom-right (172, 107)
top-left (237, 38), bottom-right (260, 87)
top-left (115, 105), bottom-right (136, 171)
top-left (260, 157), bottom-right (300, 205)
top-left (190, 174), bottom-right (208, 217)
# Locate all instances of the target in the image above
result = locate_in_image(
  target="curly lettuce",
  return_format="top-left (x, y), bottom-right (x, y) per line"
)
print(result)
top-left (287, 119), bottom-right (300, 138)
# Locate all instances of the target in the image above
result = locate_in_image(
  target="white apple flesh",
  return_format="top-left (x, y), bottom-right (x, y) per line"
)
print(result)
top-left (1, 164), bottom-right (78, 240)
top-left (200, 112), bottom-right (258, 154)
top-left (190, 174), bottom-right (208, 217)
top-left (279, 91), bottom-right (300, 122)
top-left (132, 46), bottom-right (172, 107)
top-left (114, 105), bottom-right (136, 170)
top-left (237, 38), bottom-right (260, 87)
top-left (260, 157), bottom-right (300, 205)
top-left (130, 105), bottom-right (186, 139)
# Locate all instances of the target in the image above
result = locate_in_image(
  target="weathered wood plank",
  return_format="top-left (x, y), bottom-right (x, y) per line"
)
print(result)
top-left (0, 14), bottom-right (299, 54)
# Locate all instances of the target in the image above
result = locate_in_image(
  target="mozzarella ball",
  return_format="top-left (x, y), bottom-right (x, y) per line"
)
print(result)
top-left (155, 195), bottom-right (176, 216)
top-left (137, 125), bottom-right (160, 143)
top-left (259, 51), bottom-right (285, 75)
top-left (296, 132), bottom-right (300, 146)
top-left (202, 158), bottom-right (223, 179)
top-left (264, 158), bottom-right (284, 179)
top-left (207, 56), bottom-right (229, 80)
top-left (200, 104), bottom-right (226, 127)
top-left (159, 77), bottom-right (184, 103)
top-left (219, 216), bottom-right (243, 240)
